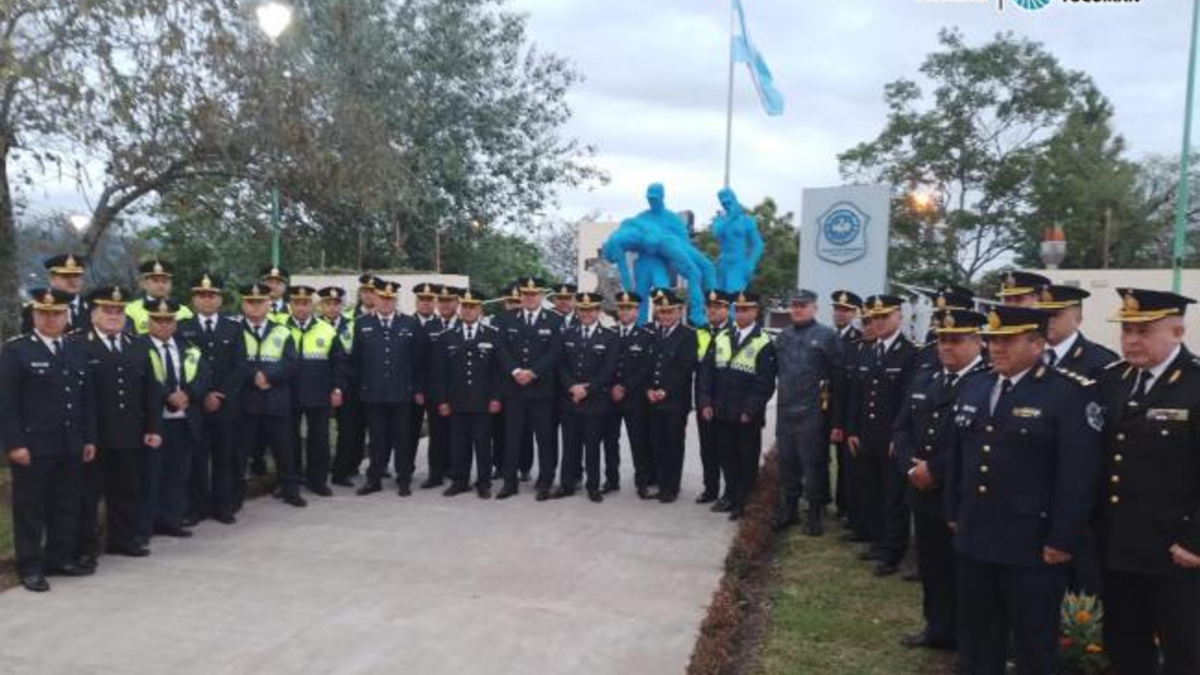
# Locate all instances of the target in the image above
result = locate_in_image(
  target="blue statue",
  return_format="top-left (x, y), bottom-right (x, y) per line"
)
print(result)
top-left (602, 183), bottom-right (713, 326)
top-left (712, 187), bottom-right (764, 293)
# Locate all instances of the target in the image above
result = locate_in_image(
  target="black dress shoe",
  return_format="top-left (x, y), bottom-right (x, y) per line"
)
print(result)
top-left (154, 525), bottom-right (193, 538)
top-left (728, 507), bottom-right (744, 521)
top-left (107, 544), bottom-right (151, 558)
top-left (396, 483), bottom-right (412, 497)
top-left (331, 476), bottom-right (355, 487)
top-left (496, 483), bottom-right (519, 500)
top-left (588, 489), bottom-right (603, 503)
top-left (213, 513), bottom-right (237, 525)
top-left (44, 562), bottom-right (92, 577)
top-left (476, 486), bottom-right (492, 500)
top-left (519, 471), bottom-right (532, 482)
top-left (657, 492), bottom-right (677, 504)
top-left (841, 532), bottom-right (871, 543)
top-left (710, 498), bottom-right (733, 513)
top-left (283, 493), bottom-right (308, 508)
top-left (550, 486), bottom-right (575, 499)
top-left (803, 509), bottom-right (825, 537)
top-left (443, 483), bottom-right (471, 497)
top-left (420, 477), bottom-right (444, 490)
top-left (602, 482), bottom-right (619, 494)
top-left (874, 562), bottom-right (899, 577)
top-left (309, 485), bottom-right (334, 497)
top-left (20, 574), bottom-right (49, 592)
top-left (181, 515), bottom-right (203, 528)
top-left (356, 481), bottom-right (382, 496)
top-left (637, 487), bottom-right (652, 500)
top-left (535, 488), bottom-right (552, 502)
top-left (695, 491), bottom-right (718, 505)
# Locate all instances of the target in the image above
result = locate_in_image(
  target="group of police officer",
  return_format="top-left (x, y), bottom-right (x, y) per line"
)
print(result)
top-left (771, 271), bottom-right (1198, 675)
top-left (2, 253), bottom-right (1197, 675)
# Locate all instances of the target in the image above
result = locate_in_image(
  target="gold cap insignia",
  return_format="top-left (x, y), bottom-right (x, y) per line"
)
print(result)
top-left (1123, 293), bottom-right (1139, 313)
top-left (942, 313), bottom-right (956, 329)
top-left (65, 254), bottom-right (79, 269)
top-left (738, 292), bottom-right (748, 304)
top-left (201, 275), bottom-right (213, 290)
top-left (935, 295), bottom-right (946, 309)
top-left (1041, 287), bottom-right (1054, 303)
top-left (152, 260), bottom-right (165, 275)
top-left (111, 287), bottom-right (123, 302)
top-left (873, 297), bottom-right (884, 310)
top-left (157, 300), bottom-right (170, 313)
top-left (987, 311), bottom-right (1001, 330)
top-left (270, 267), bottom-right (281, 278)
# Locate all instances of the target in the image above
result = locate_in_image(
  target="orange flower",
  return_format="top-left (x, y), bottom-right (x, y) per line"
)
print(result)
top-left (1061, 637), bottom-right (1074, 648)
top-left (1086, 643), bottom-right (1103, 654)
top-left (1075, 610), bottom-right (1092, 624)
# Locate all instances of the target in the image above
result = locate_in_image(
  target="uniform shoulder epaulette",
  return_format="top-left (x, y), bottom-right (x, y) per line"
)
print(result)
top-left (5, 333), bottom-right (28, 345)
top-left (1103, 358), bottom-right (1127, 371)
top-left (1054, 366), bottom-right (1095, 387)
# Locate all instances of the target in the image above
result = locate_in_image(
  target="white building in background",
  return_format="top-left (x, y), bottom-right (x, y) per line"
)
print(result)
top-left (1042, 269), bottom-right (1200, 352)
top-left (577, 220), bottom-right (619, 293)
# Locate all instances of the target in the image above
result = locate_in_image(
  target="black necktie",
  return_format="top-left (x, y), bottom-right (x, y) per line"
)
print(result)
top-left (944, 372), bottom-right (958, 389)
top-left (527, 312), bottom-right (535, 327)
top-left (51, 339), bottom-right (61, 357)
top-left (109, 336), bottom-right (121, 354)
top-left (1045, 350), bottom-right (1058, 367)
top-left (163, 343), bottom-right (179, 389)
top-left (992, 378), bottom-right (1013, 415)
top-left (466, 325), bottom-right (474, 342)
top-left (1129, 370), bottom-right (1150, 407)
top-left (205, 318), bottom-right (214, 335)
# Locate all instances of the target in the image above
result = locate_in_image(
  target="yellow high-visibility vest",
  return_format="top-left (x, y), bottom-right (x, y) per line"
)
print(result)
top-left (714, 331), bottom-right (770, 374)
top-left (125, 299), bottom-right (194, 335)
top-left (148, 344), bottom-right (202, 384)
top-left (289, 321), bottom-right (338, 360)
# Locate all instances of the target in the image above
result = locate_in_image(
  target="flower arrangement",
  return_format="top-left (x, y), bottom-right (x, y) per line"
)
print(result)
top-left (1060, 593), bottom-right (1110, 675)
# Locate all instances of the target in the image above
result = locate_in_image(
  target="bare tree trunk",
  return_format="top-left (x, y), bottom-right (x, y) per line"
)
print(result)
top-left (0, 144), bottom-right (20, 340)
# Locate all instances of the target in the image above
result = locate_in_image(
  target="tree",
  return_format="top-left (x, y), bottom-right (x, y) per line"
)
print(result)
top-left (536, 214), bottom-right (589, 285)
top-left (839, 29), bottom-right (1095, 284)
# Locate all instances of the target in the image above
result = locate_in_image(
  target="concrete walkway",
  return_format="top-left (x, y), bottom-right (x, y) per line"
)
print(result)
top-left (0, 411), bottom-right (770, 675)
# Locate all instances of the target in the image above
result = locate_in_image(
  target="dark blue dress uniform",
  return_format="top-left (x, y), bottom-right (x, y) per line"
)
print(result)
top-left (325, 285), bottom-right (366, 485)
top-left (411, 281), bottom-right (449, 489)
top-left (697, 293), bottom-right (775, 517)
top-left (845, 295), bottom-right (917, 570)
top-left (76, 286), bottom-right (163, 560)
top-left (830, 289), bottom-right (865, 533)
top-left (891, 308), bottom-right (988, 650)
top-left (605, 302), bottom-right (655, 496)
top-left (1, 289), bottom-right (97, 589)
top-left (696, 291), bottom-right (733, 503)
top-left (19, 254), bottom-right (92, 335)
top-left (1095, 289), bottom-right (1200, 675)
top-left (177, 273), bottom-right (248, 523)
top-left (496, 281), bottom-right (564, 499)
top-left (555, 298), bottom-right (619, 501)
top-left (643, 292), bottom-right (699, 504)
top-left (347, 286), bottom-right (429, 494)
top-left (946, 306), bottom-right (1103, 675)
top-left (429, 311), bottom-right (504, 497)
top-left (238, 283), bottom-right (305, 507)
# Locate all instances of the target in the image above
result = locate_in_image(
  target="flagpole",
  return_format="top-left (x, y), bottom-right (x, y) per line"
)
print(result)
top-left (723, 0), bottom-right (735, 188)
top-left (1172, 0), bottom-right (1200, 293)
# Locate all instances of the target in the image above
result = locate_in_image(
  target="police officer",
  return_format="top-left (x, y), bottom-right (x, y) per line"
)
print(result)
top-left (352, 273), bottom-right (381, 318)
top-left (429, 289), bottom-right (503, 499)
top-left (946, 305), bottom-right (1103, 675)
top-left (125, 258), bottom-right (194, 334)
top-left (1, 289), bottom-right (97, 591)
top-left (260, 265), bottom-right (291, 324)
top-left (412, 281), bottom-right (448, 489)
top-left (489, 282), bottom-right (532, 483)
top-left (349, 280), bottom-right (429, 497)
top-left (139, 299), bottom-right (210, 542)
top-left (178, 272), bottom-right (245, 525)
top-left (699, 291), bottom-right (774, 519)
top-left (436, 285), bottom-right (462, 330)
top-left (771, 289), bottom-right (842, 535)
top-left (496, 277), bottom-right (563, 501)
top-left (846, 295), bottom-right (916, 576)
top-left (892, 307), bottom-right (987, 652)
top-left (696, 290), bottom-right (732, 505)
top-left (554, 292), bottom-right (619, 503)
top-left (829, 290), bottom-right (864, 530)
top-left (20, 254), bottom-right (91, 334)
top-left (323, 286), bottom-right (364, 487)
top-left (916, 285), bottom-right (976, 371)
top-left (606, 291), bottom-right (654, 498)
top-left (286, 285), bottom-right (343, 497)
top-left (76, 286), bottom-right (162, 564)
top-left (550, 283), bottom-right (579, 330)
top-left (1096, 289), bottom-right (1200, 675)
top-left (238, 282), bottom-right (306, 508)
top-left (995, 270), bottom-right (1052, 307)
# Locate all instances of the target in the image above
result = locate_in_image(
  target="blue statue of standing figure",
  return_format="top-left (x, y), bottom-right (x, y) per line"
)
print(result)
top-left (712, 187), bottom-right (764, 293)
top-left (602, 183), bottom-right (714, 327)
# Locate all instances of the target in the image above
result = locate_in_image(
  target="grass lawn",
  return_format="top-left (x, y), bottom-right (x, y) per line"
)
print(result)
top-left (751, 518), bottom-right (956, 675)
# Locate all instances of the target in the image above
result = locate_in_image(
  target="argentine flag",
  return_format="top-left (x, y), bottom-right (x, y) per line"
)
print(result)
top-left (731, 0), bottom-right (785, 117)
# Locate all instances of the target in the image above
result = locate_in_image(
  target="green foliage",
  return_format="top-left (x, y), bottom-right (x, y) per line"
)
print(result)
top-left (746, 199), bottom-right (798, 304)
top-left (1060, 593), bottom-right (1109, 675)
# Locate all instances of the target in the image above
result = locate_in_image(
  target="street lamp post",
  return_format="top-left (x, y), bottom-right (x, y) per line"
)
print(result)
top-left (257, 1), bottom-right (293, 268)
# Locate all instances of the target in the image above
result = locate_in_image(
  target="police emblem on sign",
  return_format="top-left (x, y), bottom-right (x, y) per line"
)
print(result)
top-left (816, 201), bottom-right (869, 266)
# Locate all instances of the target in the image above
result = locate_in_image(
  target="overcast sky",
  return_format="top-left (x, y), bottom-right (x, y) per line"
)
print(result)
top-left (510, 0), bottom-right (1184, 227)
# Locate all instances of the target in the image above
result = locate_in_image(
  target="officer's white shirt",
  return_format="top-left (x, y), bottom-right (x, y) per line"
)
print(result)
top-left (947, 355), bottom-right (983, 383)
top-left (838, 324), bottom-right (856, 339)
top-left (1046, 331), bottom-right (1080, 365)
top-left (990, 366), bottom-right (1031, 415)
top-left (151, 336), bottom-right (187, 420)
top-left (1139, 344), bottom-right (1182, 395)
top-left (876, 328), bottom-right (900, 355)
top-left (33, 329), bottom-right (64, 355)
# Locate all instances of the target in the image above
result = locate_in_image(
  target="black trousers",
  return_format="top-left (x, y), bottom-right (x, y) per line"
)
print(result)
top-left (857, 452), bottom-right (910, 564)
top-left (649, 407), bottom-right (689, 497)
top-left (775, 414), bottom-right (828, 509)
top-left (697, 417), bottom-right (721, 496)
top-left (332, 394), bottom-right (366, 480)
top-left (834, 440), bottom-right (850, 515)
top-left (240, 412), bottom-right (299, 496)
top-left (956, 556), bottom-right (1065, 675)
top-left (426, 407), bottom-right (450, 482)
top-left (1103, 569), bottom-right (1199, 675)
top-left (10, 454), bottom-right (82, 576)
top-left (365, 402), bottom-right (415, 484)
top-left (75, 450), bottom-right (104, 559)
top-left (561, 411), bottom-right (606, 492)
top-left (606, 399), bottom-right (651, 489)
top-left (502, 397), bottom-right (557, 489)
top-left (138, 420), bottom-right (193, 537)
top-left (448, 411), bottom-right (493, 488)
top-left (715, 419), bottom-right (761, 509)
top-left (913, 509), bottom-right (956, 644)
top-left (200, 416), bottom-right (239, 518)
top-left (100, 446), bottom-right (146, 551)
top-left (292, 406), bottom-right (331, 490)
top-left (1065, 526), bottom-right (1103, 597)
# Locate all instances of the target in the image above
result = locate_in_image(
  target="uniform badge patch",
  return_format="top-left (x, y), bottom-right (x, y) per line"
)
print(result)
top-left (1146, 408), bottom-right (1189, 422)
top-left (1086, 402), bottom-right (1105, 432)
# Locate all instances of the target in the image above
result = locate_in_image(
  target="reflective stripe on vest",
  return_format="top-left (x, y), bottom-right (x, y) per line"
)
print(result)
top-left (714, 332), bottom-right (770, 375)
top-left (244, 324), bottom-right (291, 363)
top-left (125, 300), bottom-right (195, 335)
top-left (148, 344), bottom-right (202, 384)
top-left (697, 329), bottom-right (713, 359)
top-left (289, 321), bottom-right (338, 360)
